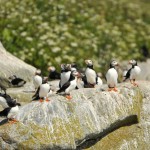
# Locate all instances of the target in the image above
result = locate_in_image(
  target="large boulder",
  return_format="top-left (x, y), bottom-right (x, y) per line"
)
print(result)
top-left (0, 42), bottom-right (36, 88)
top-left (1, 82), bottom-right (149, 150)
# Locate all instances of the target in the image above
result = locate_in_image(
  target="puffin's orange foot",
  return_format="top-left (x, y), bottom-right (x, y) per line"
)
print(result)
top-left (39, 99), bottom-right (44, 102)
top-left (8, 119), bottom-right (19, 124)
top-left (113, 87), bottom-right (118, 92)
top-left (133, 83), bottom-right (138, 87)
top-left (45, 98), bottom-right (50, 102)
top-left (65, 95), bottom-right (72, 100)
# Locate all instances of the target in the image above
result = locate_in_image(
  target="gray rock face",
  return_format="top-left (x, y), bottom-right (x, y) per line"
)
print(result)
top-left (1, 81), bottom-right (149, 150)
top-left (0, 42), bottom-right (36, 88)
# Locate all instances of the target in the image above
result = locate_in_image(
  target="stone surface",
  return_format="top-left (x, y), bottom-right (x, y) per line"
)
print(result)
top-left (86, 81), bottom-right (150, 150)
top-left (0, 42), bottom-right (36, 87)
top-left (0, 81), bottom-right (148, 150)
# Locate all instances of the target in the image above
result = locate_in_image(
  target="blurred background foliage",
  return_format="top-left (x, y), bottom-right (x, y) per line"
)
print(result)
top-left (0, 0), bottom-right (150, 75)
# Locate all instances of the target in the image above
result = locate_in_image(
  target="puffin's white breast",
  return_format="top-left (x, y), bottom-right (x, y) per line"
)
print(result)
top-left (7, 105), bottom-right (19, 119)
top-left (33, 75), bottom-right (42, 89)
top-left (97, 77), bottom-right (103, 86)
top-left (85, 68), bottom-right (97, 84)
top-left (130, 66), bottom-right (141, 80)
top-left (60, 71), bottom-right (71, 87)
top-left (65, 78), bottom-right (77, 94)
top-left (0, 97), bottom-right (9, 108)
top-left (106, 68), bottom-right (118, 87)
top-left (39, 83), bottom-right (50, 98)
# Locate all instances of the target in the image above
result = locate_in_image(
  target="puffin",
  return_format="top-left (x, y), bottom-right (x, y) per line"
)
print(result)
top-left (85, 60), bottom-right (98, 88)
top-left (123, 60), bottom-right (141, 86)
top-left (9, 75), bottom-right (26, 87)
top-left (33, 69), bottom-right (43, 90)
top-left (47, 66), bottom-right (60, 80)
top-left (0, 93), bottom-right (21, 123)
top-left (106, 60), bottom-right (119, 92)
top-left (0, 104), bottom-right (21, 123)
top-left (32, 77), bottom-right (51, 102)
top-left (59, 64), bottom-right (71, 88)
top-left (57, 70), bottom-right (80, 100)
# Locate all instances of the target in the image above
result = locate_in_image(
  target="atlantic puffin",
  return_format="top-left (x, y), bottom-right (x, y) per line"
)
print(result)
top-left (33, 69), bottom-right (43, 90)
top-left (57, 70), bottom-right (80, 100)
top-left (9, 75), bottom-right (26, 87)
top-left (32, 77), bottom-right (51, 102)
top-left (123, 60), bottom-right (141, 86)
top-left (0, 104), bottom-right (21, 123)
top-left (0, 93), bottom-right (21, 123)
top-left (106, 60), bottom-right (119, 92)
top-left (85, 60), bottom-right (97, 88)
top-left (47, 66), bottom-right (60, 80)
top-left (59, 64), bottom-right (71, 88)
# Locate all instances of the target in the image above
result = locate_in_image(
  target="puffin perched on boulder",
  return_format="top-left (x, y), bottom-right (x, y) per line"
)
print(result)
top-left (33, 69), bottom-right (43, 91)
top-left (57, 70), bottom-right (80, 100)
top-left (106, 60), bottom-right (119, 92)
top-left (84, 59), bottom-right (98, 88)
top-left (9, 75), bottom-right (26, 87)
top-left (123, 60), bottom-right (141, 86)
top-left (32, 77), bottom-right (51, 102)
top-left (59, 64), bottom-right (72, 88)
top-left (0, 93), bottom-right (21, 123)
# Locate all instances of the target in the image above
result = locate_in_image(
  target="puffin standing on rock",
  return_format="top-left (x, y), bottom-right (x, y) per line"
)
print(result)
top-left (123, 60), bottom-right (141, 86)
top-left (85, 59), bottom-right (98, 88)
top-left (33, 69), bottom-right (43, 91)
top-left (0, 93), bottom-right (21, 123)
top-left (32, 77), bottom-right (51, 102)
top-left (106, 60), bottom-right (119, 92)
top-left (59, 64), bottom-right (71, 88)
top-left (57, 70), bottom-right (80, 100)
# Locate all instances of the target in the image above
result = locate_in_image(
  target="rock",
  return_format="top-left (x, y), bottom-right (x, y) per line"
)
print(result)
top-left (0, 81), bottom-right (148, 150)
top-left (0, 42), bottom-right (36, 88)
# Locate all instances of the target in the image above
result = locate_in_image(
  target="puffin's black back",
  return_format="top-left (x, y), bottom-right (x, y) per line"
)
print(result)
top-left (0, 93), bottom-right (18, 107)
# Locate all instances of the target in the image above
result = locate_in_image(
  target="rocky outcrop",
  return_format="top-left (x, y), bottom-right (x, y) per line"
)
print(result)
top-left (0, 42), bottom-right (36, 88)
top-left (0, 81), bottom-right (148, 150)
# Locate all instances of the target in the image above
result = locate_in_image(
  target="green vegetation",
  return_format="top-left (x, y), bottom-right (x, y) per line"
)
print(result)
top-left (0, 0), bottom-right (150, 74)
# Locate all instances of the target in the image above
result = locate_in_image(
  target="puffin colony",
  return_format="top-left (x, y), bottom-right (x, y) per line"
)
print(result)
top-left (0, 59), bottom-right (141, 124)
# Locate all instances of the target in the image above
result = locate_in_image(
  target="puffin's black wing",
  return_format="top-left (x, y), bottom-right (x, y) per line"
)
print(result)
top-left (56, 81), bottom-right (70, 93)
top-left (0, 107), bottom-right (11, 117)
top-left (123, 68), bottom-right (132, 81)
top-left (1, 94), bottom-right (17, 107)
top-left (11, 78), bottom-right (26, 86)
top-left (32, 87), bottom-right (40, 100)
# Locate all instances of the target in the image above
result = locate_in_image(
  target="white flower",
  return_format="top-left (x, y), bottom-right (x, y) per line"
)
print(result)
top-left (52, 47), bottom-right (61, 53)
top-left (26, 37), bottom-right (33, 41)
top-left (21, 32), bottom-right (27, 37)
top-left (22, 18), bottom-right (29, 23)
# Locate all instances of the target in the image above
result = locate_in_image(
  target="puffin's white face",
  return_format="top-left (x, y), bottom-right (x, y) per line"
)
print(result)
top-left (85, 60), bottom-right (93, 66)
top-left (72, 70), bottom-right (79, 77)
top-left (111, 60), bottom-right (118, 67)
top-left (35, 69), bottom-right (41, 75)
top-left (60, 64), bottom-right (65, 70)
top-left (65, 64), bottom-right (72, 70)
top-left (48, 66), bottom-right (55, 72)
top-left (129, 60), bottom-right (137, 65)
